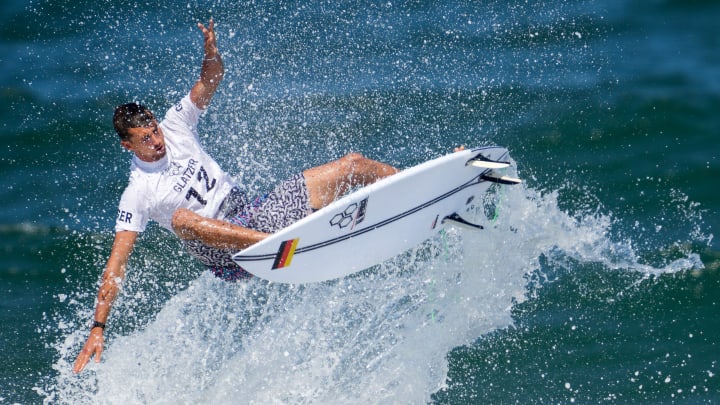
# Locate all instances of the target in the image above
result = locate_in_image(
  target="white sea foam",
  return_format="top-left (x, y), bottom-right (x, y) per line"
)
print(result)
top-left (44, 170), bottom-right (705, 404)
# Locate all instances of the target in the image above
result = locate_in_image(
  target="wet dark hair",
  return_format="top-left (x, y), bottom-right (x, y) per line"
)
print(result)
top-left (113, 103), bottom-right (155, 141)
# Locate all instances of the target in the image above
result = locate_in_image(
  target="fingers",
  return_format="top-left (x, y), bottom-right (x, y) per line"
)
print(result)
top-left (73, 352), bottom-right (89, 373)
top-left (197, 18), bottom-right (215, 37)
top-left (197, 18), bottom-right (218, 55)
top-left (95, 344), bottom-right (103, 363)
top-left (73, 332), bottom-right (104, 373)
top-left (73, 346), bottom-right (95, 373)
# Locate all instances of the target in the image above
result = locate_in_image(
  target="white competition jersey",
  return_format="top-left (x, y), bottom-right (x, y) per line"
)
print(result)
top-left (115, 95), bottom-right (235, 233)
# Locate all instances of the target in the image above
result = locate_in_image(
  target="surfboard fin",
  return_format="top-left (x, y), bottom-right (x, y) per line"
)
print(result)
top-left (481, 172), bottom-right (523, 185)
top-left (442, 213), bottom-right (484, 230)
top-left (467, 154), bottom-right (511, 169)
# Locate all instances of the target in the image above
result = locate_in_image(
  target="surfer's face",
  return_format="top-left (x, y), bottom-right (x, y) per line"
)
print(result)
top-left (121, 120), bottom-right (166, 162)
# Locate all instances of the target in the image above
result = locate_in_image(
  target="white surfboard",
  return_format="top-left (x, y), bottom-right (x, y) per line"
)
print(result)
top-left (232, 146), bottom-right (520, 283)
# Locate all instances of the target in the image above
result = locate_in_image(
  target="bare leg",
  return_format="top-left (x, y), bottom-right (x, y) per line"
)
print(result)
top-left (172, 208), bottom-right (269, 251)
top-left (303, 152), bottom-right (399, 210)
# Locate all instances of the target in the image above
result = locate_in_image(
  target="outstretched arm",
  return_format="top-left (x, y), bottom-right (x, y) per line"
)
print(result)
top-left (190, 18), bottom-right (224, 109)
top-left (73, 231), bottom-right (137, 373)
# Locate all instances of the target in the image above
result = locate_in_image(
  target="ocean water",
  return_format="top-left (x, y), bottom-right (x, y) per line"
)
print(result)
top-left (1, 0), bottom-right (718, 403)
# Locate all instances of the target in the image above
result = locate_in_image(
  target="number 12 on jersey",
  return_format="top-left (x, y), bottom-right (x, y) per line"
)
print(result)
top-left (185, 166), bottom-right (216, 205)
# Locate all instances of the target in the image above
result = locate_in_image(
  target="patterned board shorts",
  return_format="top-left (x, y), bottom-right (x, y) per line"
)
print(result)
top-left (182, 173), bottom-right (311, 282)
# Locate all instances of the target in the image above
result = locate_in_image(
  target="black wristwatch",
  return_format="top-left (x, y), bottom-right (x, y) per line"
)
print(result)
top-left (92, 321), bottom-right (106, 330)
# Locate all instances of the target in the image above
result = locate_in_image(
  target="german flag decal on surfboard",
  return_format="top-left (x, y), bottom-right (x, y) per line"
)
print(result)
top-left (272, 238), bottom-right (299, 269)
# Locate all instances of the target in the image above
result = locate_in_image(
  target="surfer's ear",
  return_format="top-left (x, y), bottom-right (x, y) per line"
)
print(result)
top-left (120, 138), bottom-right (136, 152)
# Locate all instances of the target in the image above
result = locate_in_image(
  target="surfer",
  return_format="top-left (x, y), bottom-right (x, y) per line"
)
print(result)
top-left (73, 18), bottom-right (398, 373)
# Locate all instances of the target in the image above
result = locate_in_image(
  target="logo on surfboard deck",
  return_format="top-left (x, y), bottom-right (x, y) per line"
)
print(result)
top-left (330, 197), bottom-right (368, 230)
top-left (272, 238), bottom-right (299, 270)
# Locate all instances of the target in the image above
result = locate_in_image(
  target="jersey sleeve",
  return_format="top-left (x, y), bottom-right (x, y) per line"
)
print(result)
top-left (115, 180), bottom-right (151, 233)
top-left (161, 93), bottom-right (205, 142)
